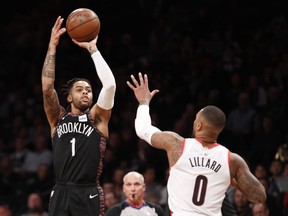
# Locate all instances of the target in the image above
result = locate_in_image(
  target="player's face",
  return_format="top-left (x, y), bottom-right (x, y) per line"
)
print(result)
top-left (123, 176), bottom-right (145, 204)
top-left (70, 81), bottom-right (93, 110)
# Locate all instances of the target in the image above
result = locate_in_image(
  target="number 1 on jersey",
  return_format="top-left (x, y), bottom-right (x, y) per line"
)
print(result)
top-left (71, 138), bottom-right (76, 157)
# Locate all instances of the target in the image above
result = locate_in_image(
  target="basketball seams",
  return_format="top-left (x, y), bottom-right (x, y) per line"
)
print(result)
top-left (70, 21), bottom-right (100, 41)
top-left (67, 17), bottom-right (99, 32)
top-left (66, 8), bottom-right (100, 42)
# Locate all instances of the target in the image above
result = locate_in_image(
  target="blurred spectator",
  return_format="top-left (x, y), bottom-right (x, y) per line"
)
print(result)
top-left (253, 164), bottom-right (268, 180)
top-left (10, 136), bottom-right (34, 175)
top-left (264, 86), bottom-right (288, 135)
top-left (111, 167), bottom-right (127, 201)
top-left (102, 181), bottom-right (116, 194)
top-left (23, 135), bottom-right (52, 174)
top-left (0, 204), bottom-right (13, 216)
top-left (141, 165), bottom-right (163, 205)
top-left (0, 155), bottom-right (18, 210)
top-left (268, 160), bottom-right (284, 193)
top-left (104, 191), bottom-right (119, 212)
top-left (224, 72), bottom-right (243, 111)
top-left (222, 44), bottom-right (242, 74)
top-left (268, 159), bottom-right (284, 213)
top-left (252, 203), bottom-right (269, 216)
top-left (27, 164), bottom-right (54, 210)
top-left (20, 193), bottom-right (48, 216)
top-left (245, 74), bottom-right (267, 112)
top-left (226, 91), bottom-right (261, 157)
top-left (129, 139), bottom-right (150, 171)
top-left (232, 188), bottom-right (252, 216)
top-left (258, 177), bottom-right (282, 216)
top-left (249, 115), bottom-right (285, 168)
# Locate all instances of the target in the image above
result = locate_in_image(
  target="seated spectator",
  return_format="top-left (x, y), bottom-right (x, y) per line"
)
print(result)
top-left (232, 188), bottom-right (252, 216)
top-left (225, 91), bottom-right (261, 158)
top-left (20, 193), bottom-right (48, 216)
top-left (253, 163), bottom-right (268, 180)
top-left (268, 159), bottom-right (284, 209)
top-left (258, 177), bottom-right (282, 216)
top-left (252, 203), bottom-right (269, 216)
top-left (23, 136), bottom-right (52, 174)
top-left (0, 204), bottom-right (13, 216)
top-left (141, 165), bottom-right (163, 205)
top-left (10, 136), bottom-right (34, 175)
top-left (104, 191), bottom-right (119, 212)
top-left (27, 164), bottom-right (54, 210)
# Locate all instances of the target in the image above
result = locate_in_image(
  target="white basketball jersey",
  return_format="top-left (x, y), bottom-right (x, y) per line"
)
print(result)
top-left (168, 138), bottom-right (231, 216)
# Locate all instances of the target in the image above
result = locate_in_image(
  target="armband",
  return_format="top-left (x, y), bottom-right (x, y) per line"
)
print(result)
top-left (135, 105), bottom-right (161, 145)
top-left (91, 51), bottom-right (116, 110)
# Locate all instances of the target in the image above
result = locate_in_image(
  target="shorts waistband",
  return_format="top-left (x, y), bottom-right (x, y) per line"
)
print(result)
top-left (56, 181), bottom-right (96, 186)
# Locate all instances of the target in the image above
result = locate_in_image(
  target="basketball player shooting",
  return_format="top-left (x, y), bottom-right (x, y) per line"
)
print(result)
top-left (41, 16), bottom-right (116, 216)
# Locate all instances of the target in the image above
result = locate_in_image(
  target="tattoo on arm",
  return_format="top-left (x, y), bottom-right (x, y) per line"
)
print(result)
top-left (42, 52), bottom-right (56, 78)
top-left (44, 90), bottom-right (62, 124)
top-left (236, 166), bottom-right (265, 203)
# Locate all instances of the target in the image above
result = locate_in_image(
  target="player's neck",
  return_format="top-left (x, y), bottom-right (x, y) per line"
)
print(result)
top-left (195, 136), bottom-right (217, 146)
top-left (71, 108), bottom-right (89, 115)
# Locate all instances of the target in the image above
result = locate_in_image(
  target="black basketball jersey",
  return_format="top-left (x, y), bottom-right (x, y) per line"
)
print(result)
top-left (52, 111), bottom-right (107, 184)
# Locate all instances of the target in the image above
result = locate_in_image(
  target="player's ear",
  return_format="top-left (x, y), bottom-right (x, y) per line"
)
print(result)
top-left (67, 95), bottom-right (72, 103)
top-left (196, 122), bottom-right (202, 131)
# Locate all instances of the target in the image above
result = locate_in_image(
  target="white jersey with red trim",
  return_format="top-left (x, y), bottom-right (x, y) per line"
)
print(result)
top-left (167, 138), bottom-right (231, 216)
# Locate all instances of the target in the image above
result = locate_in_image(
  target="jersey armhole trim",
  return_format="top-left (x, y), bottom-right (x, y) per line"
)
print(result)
top-left (180, 139), bottom-right (186, 155)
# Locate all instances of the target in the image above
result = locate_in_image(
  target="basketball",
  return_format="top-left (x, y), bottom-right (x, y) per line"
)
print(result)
top-left (66, 8), bottom-right (100, 42)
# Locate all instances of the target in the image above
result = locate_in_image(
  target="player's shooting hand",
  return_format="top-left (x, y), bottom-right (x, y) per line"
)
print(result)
top-left (72, 36), bottom-right (98, 54)
top-left (127, 72), bottom-right (159, 105)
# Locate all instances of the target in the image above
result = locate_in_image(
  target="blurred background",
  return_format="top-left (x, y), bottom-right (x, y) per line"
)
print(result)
top-left (0, 0), bottom-right (288, 215)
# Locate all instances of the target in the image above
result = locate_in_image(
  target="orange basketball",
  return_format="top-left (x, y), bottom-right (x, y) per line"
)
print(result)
top-left (66, 8), bottom-right (100, 42)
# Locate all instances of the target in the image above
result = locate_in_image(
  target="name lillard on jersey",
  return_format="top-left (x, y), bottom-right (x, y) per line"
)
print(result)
top-left (57, 122), bottom-right (94, 138)
top-left (189, 156), bottom-right (222, 172)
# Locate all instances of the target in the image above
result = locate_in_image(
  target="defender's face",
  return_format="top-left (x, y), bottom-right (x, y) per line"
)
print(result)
top-left (69, 81), bottom-right (93, 110)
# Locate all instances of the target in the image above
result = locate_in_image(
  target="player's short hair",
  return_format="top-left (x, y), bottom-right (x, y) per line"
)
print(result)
top-left (62, 78), bottom-right (92, 95)
top-left (201, 105), bottom-right (226, 128)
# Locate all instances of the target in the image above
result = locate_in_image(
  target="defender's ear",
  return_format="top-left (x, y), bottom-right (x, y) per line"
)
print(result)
top-left (196, 122), bottom-right (202, 131)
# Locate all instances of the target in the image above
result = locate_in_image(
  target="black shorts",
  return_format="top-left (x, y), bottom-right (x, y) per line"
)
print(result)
top-left (48, 182), bottom-right (104, 216)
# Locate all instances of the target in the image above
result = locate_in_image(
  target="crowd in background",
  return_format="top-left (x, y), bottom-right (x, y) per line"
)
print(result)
top-left (0, 0), bottom-right (288, 215)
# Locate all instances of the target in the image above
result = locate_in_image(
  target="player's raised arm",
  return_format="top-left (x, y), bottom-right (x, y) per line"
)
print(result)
top-left (41, 16), bottom-right (66, 132)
